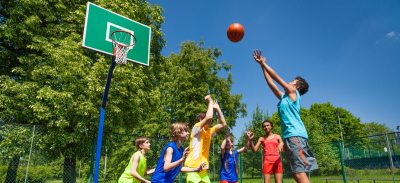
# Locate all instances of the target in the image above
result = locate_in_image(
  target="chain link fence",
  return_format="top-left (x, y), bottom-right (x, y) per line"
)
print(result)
top-left (1, 123), bottom-right (399, 183)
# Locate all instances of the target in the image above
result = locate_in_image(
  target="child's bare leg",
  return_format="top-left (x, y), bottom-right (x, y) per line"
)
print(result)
top-left (263, 174), bottom-right (271, 183)
top-left (293, 172), bottom-right (310, 183)
top-left (274, 173), bottom-right (283, 183)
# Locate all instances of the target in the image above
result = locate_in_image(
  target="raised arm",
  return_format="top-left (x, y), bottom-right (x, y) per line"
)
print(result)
top-left (237, 136), bottom-right (250, 154)
top-left (253, 50), bottom-right (297, 100)
top-left (199, 95), bottom-right (214, 128)
top-left (247, 131), bottom-right (262, 153)
top-left (130, 153), bottom-right (150, 183)
top-left (220, 138), bottom-right (228, 159)
top-left (212, 101), bottom-right (226, 132)
top-left (253, 50), bottom-right (283, 99)
top-left (251, 137), bottom-right (263, 153)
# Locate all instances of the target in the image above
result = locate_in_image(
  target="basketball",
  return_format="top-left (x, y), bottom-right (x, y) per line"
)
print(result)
top-left (227, 23), bottom-right (244, 42)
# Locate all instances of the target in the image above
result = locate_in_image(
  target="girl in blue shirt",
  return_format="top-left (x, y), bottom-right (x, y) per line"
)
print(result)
top-left (219, 134), bottom-right (249, 183)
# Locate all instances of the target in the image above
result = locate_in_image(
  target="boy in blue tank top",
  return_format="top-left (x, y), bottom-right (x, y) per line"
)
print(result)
top-left (151, 122), bottom-right (205, 183)
top-left (252, 50), bottom-right (318, 183)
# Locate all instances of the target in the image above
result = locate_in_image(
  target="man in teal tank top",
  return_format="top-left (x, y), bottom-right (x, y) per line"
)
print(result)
top-left (118, 137), bottom-right (154, 183)
top-left (252, 50), bottom-right (318, 183)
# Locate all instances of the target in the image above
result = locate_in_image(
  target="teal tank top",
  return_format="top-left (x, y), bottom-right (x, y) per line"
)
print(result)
top-left (278, 90), bottom-right (308, 139)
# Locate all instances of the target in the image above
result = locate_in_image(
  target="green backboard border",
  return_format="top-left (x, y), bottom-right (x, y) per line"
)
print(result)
top-left (82, 2), bottom-right (151, 66)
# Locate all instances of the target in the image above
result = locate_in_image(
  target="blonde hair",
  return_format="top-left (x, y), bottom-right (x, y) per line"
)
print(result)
top-left (135, 137), bottom-right (149, 149)
top-left (170, 122), bottom-right (189, 141)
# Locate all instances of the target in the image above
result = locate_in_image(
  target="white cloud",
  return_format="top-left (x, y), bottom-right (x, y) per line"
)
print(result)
top-left (386, 31), bottom-right (398, 40)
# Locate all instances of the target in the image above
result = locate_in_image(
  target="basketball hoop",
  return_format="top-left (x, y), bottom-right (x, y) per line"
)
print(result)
top-left (110, 30), bottom-right (136, 64)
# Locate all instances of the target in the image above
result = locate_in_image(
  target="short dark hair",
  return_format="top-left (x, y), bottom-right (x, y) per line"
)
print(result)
top-left (262, 120), bottom-right (273, 128)
top-left (135, 137), bottom-right (148, 149)
top-left (295, 76), bottom-right (309, 95)
top-left (197, 113), bottom-right (206, 122)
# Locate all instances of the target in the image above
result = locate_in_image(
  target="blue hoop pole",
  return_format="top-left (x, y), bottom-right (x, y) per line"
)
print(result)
top-left (94, 57), bottom-right (116, 183)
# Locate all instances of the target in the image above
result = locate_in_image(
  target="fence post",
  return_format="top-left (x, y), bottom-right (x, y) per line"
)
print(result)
top-left (338, 141), bottom-right (347, 183)
top-left (213, 141), bottom-right (215, 182)
top-left (385, 133), bottom-right (394, 169)
top-left (89, 137), bottom-right (96, 183)
top-left (337, 112), bottom-right (347, 183)
top-left (79, 160), bottom-right (82, 178)
top-left (24, 125), bottom-right (35, 183)
top-left (104, 147), bottom-right (108, 182)
top-left (239, 153), bottom-right (242, 183)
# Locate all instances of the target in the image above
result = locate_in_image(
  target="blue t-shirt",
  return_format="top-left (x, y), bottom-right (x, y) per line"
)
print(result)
top-left (151, 142), bottom-right (184, 183)
top-left (219, 150), bottom-right (239, 182)
top-left (278, 90), bottom-right (308, 139)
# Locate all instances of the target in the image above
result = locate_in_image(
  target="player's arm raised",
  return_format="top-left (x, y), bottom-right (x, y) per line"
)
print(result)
top-left (199, 95), bottom-right (214, 129)
top-left (212, 101), bottom-right (226, 132)
top-left (220, 138), bottom-right (227, 159)
top-left (238, 134), bottom-right (250, 153)
top-left (253, 50), bottom-right (283, 99)
top-left (247, 131), bottom-right (262, 153)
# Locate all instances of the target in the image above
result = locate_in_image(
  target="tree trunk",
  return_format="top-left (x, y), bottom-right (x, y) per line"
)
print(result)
top-left (5, 156), bottom-right (20, 183)
top-left (63, 155), bottom-right (77, 183)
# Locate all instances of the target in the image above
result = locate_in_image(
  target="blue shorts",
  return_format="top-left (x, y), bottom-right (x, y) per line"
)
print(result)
top-left (284, 136), bottom-right (318, 173)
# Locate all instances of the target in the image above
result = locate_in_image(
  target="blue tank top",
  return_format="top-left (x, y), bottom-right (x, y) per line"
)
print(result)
top-left (278, 90), bottom-right (308, 139)
top-left (219, 150), bottom-right (238, 182)
top-left (151, 142), bottom-right (184, 183)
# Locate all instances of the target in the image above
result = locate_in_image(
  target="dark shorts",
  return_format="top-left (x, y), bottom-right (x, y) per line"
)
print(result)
top-left (284, 136), bottom-right (318, 173)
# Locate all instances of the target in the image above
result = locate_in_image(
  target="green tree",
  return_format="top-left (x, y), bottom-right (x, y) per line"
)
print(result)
top-left (309, 103), bottom-right (367, 142)
top-left (363, 122), bottom-right (391, 136)
top-left (0, 0), bottom-right (165, 182)
top-left (300, 108), bottom-right (341, 175)
top-left (0, 124), bottom-right (35, 182)
top-left (239, 106), bottom-right (270, 178)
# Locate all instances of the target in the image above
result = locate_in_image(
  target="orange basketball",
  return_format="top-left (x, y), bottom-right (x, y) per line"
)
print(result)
top-left (227, 23), bottom-right (244, 42)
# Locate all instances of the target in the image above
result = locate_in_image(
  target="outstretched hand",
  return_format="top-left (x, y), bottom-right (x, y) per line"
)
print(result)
top-left (253, 50), bottom-right (266, 64)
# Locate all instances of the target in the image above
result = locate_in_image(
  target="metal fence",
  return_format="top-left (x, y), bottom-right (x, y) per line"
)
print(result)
top-left (1, 123), bottom-right (399, 183)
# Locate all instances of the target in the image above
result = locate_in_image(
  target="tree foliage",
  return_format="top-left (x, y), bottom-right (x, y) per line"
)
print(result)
top-left (0, 0), bottom-right (165, 181)
top-left (0, 0), bottom-right (246, 181)
top-left (362, 122), bottom-right (391, 136)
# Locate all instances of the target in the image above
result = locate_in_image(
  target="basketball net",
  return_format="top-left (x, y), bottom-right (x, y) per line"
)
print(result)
top-left (113, 44), bottom-right (132, 64)
top-left (111, 30), bottom-right (136, 65)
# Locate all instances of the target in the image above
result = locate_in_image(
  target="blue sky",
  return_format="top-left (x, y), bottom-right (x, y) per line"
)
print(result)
top-left (147, 0), bottom-right (400, 137)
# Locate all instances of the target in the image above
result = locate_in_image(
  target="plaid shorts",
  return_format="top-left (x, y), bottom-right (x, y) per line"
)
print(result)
top-left (284, 136), bottom-right (318, 173)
